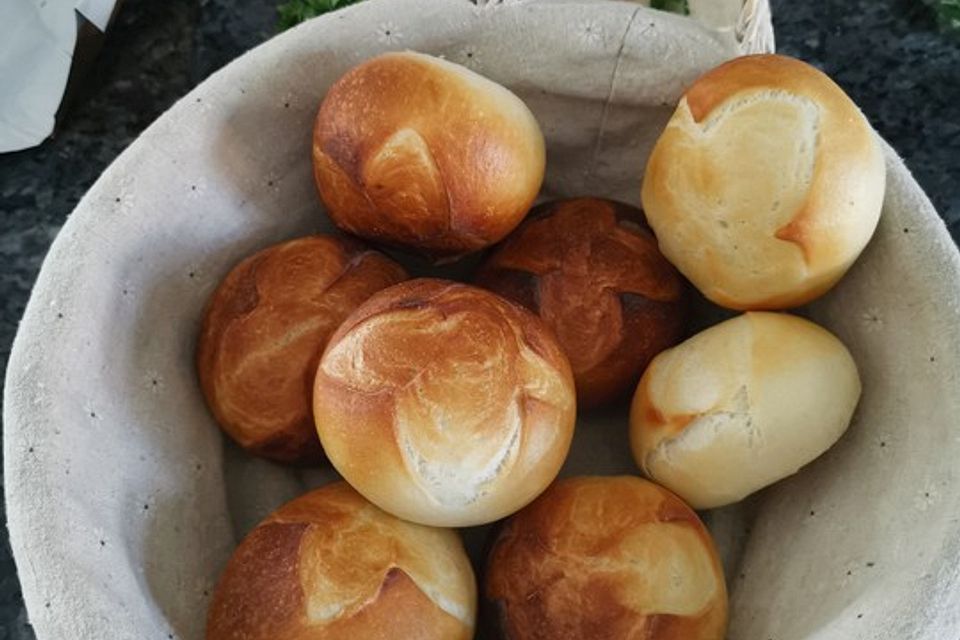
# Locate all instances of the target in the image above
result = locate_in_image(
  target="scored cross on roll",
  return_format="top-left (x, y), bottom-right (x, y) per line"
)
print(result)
top-left (486, 476), bottom-right (728, 640)
top-left (642, 54), bottom-right (885, 310)
top-left (312, 52), bottom-right (546, 261)
top-left (206, 482), bottom-right (477, 639)
top-left (476, 197), bottom-right (687, 409)
top-left (313, 279), bottom-right (577, 527)
top-left (196, 235), bottom-right (407, 465)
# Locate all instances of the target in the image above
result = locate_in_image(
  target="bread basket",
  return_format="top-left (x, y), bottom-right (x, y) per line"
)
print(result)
top-left (5, 0), bottom-right (960, 638)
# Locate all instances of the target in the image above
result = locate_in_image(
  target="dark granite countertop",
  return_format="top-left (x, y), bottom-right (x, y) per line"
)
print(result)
top-left (1, 0), bottom-right (958, 636)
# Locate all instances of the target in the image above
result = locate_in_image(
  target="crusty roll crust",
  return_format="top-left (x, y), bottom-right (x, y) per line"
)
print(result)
top-left (197, 235), bottom-right (407, 464)
top-left (486, 476), bottom-right (728, 640)
top-left (476, 198), bottom-right (687, 409)
top-left (641, 54), bottom-right (885, 310)
top-left (313, 279), bottom-right (576, 527)
top-left (206, 482), bottom-right (477, 640)
top-left (630, 312), bottom-right (861, 509)
top-left (313, 51), bottom-right (546, 260)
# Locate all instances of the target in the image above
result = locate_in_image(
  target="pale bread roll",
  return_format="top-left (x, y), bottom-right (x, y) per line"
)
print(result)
top-left (641, 54), bottom-right (885, 310)
top-left (313, 51), bottom-right (545, 260)
top-left (630, 312), bottom-right (861, 509)
top-left (206, 482), bottom-right (476, 640)
top-left (196, 235), bottom-right (407, 464)
top-left (486, 476), bottom-right (728, 640)
top-left (313, 279), bottom-right (576, 527)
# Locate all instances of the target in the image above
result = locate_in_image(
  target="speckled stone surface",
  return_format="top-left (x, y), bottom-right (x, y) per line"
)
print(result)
top-left (0, 0), bottom-right (957, 636)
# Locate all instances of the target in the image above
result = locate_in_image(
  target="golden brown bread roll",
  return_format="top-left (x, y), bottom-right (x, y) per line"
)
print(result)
top-left (197, 235), bottom-right (407, 464)
top-left (206, 482), bottom-right (477, 640)
top-left (486, 476), bottom-right (728, 640)
top-left (313, 279), bottom-right (576, 527)
top-left (630, 312), bottom-right (861, 509)
top-left (312, 51), bottom-right (545, 260)
top-left (476, 197), bottom-right (687, 409)
top-left (641, 54), bottom-right (886, 310)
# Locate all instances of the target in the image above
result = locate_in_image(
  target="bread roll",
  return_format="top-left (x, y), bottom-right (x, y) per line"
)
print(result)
top-left (641, 54), bottom-right (885, 310)
top-left (486, 476), bottom-right (728, 640)
top-left (313, 279), bottom-right (576, 527)
top-left (197, 235), bottom-right (407, 464)
top-left (630, 312), bottom-right (861, 509)
top-left (313, 51), bottom-right (545, 260)
top-left (476, 197), bottom-right (687, 408)
top-left (206, 482), bottom-right (476, 640)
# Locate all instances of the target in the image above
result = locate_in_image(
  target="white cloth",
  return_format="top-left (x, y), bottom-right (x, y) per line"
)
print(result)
top-left (0, 0), bottom-right (119, 152)
top-left (4, 0), bottom-right (959, 639)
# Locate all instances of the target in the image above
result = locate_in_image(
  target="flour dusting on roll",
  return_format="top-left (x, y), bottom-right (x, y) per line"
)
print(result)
top-left (630, 312), bottom-right (861, 509)
top-left (313, 279), bottom-right (576, 527)
top-left (313, 52), bottom-right (545, 260)
top-left (642, 54), bottom-right (885, 310)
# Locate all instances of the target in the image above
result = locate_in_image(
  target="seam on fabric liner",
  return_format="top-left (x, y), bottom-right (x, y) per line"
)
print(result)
top-left (589, 6), bottom-right (650, 180)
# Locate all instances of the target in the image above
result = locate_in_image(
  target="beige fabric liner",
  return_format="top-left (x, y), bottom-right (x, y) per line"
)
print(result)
top-left (5, 0), bottom-right (959, 638)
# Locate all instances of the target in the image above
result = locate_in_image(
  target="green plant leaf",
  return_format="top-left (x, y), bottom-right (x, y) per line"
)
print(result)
top-left (277, 0), bottom-right (365, 31)
top-left (650, 0), bottom-right (690, 15)
top-left (931, 0), bottom-right (960, 33)
top-left (921, 0), bottom-right (960, 34)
